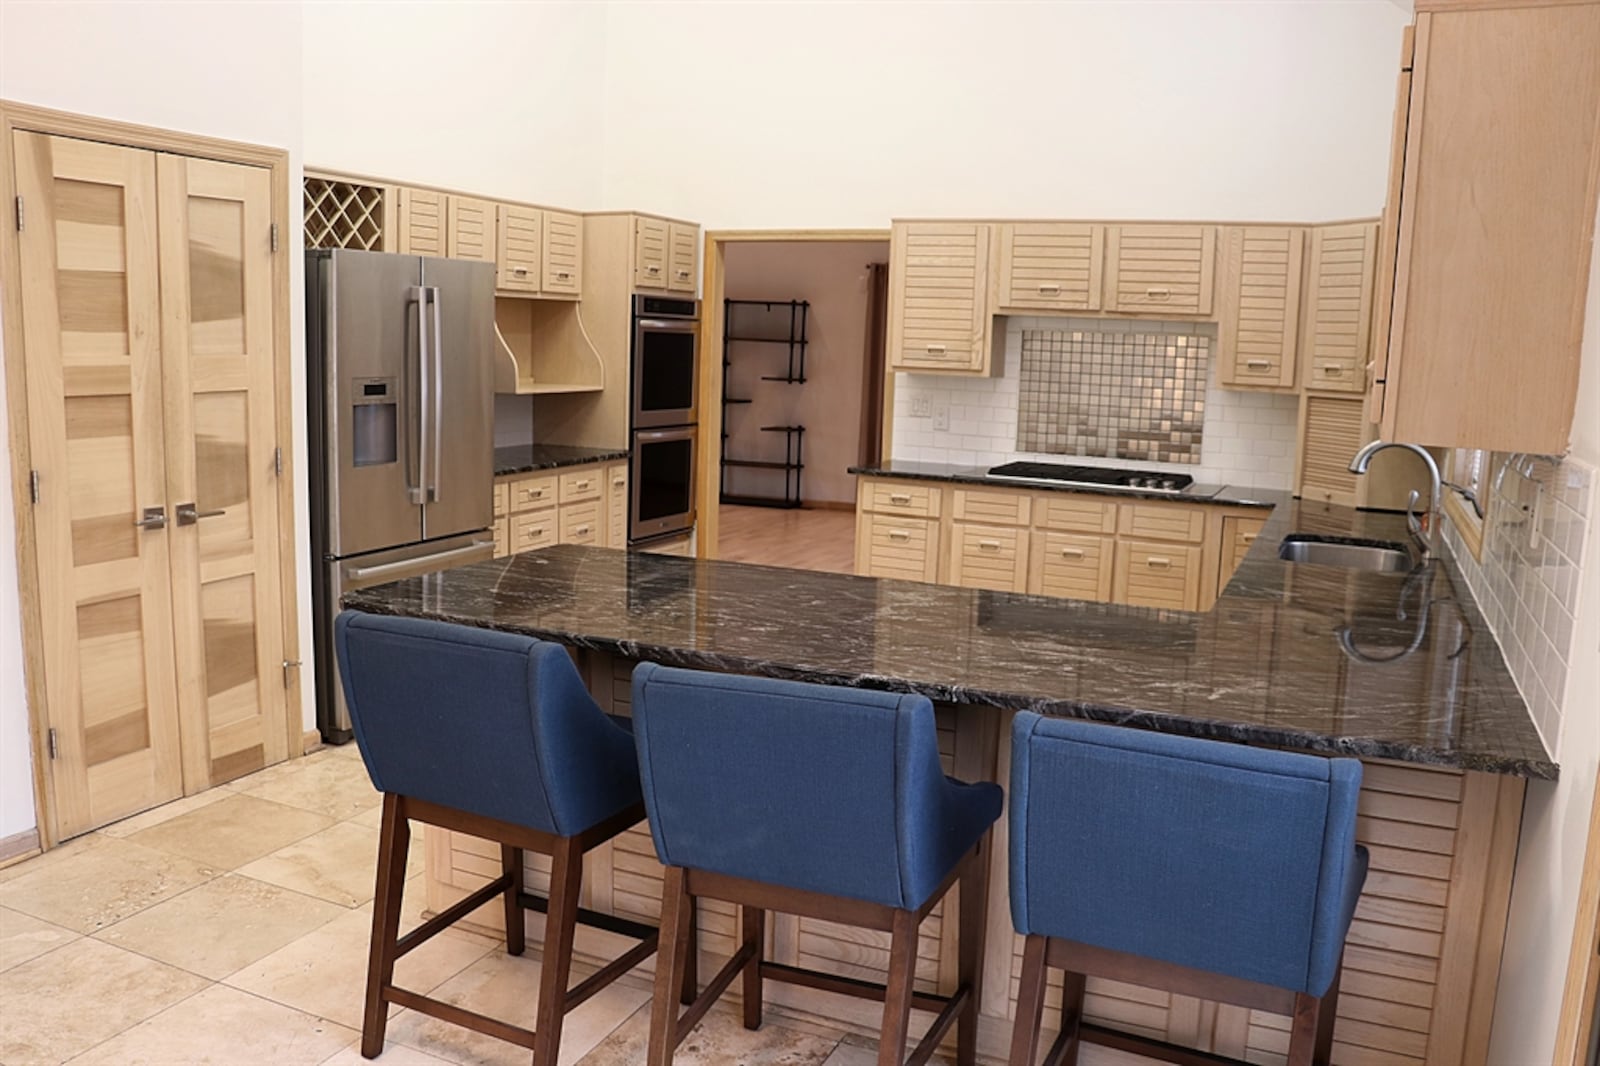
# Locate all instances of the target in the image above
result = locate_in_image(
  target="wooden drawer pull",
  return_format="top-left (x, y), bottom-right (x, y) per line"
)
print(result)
top-left (521, 488), bottom-right (546, 501)
top-left (1321, 365), bottom-right (1345, 376)
top-left (1145, 287), bottom-right (1171, 300)
top-left (1059, 547), bottom-right (1086, 559)
top-left (977, 539), bottom-right (1002, 551)
top-left (1037, 283), bottom-right (1062, 294)
top-left (573, 525), bottom-right (591, 536)
top-left (1245, 359), bottom-right (1272, 370)
top-left (572, 479), bottom-right (591, 490)
top-left (925, 343), bottom-right (947, 354)
top-left (1145, 557), bottom-right (1172, 569)
top-left (524, 527), bottom-right (546, 539)
top-left (888, 492), bottom-right (913, 504)
top-left (888, 529), bottom-right (912, 542)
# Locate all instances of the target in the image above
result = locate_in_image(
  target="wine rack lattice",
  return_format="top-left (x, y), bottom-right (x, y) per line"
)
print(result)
top-left (304, 178), bottom-right (387, 250)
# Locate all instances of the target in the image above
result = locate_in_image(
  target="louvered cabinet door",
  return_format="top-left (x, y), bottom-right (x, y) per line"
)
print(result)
top-left (1105, 224), bottom-right (1217, 315)
top-left (1217, 227), bottom-right (1304, 389)
top-left (1296, 394), bottom-right (1367, 507)
top-left (13, 132), bottom-right (184, 837)
top-left (1303, 222), bottom-right (1378, 394)
top-left (887, 222), bottom-right (994, 373)
top-left (541, 210), bottom-right (583, 297)
top-left (998, 223), bottom-right (1104, 312)
top-left (445, 195), bottom-right (497, 262)
top-left (634, 216), bottom-right (668, 289)
top-left (155, 154), bottom-right (289, 790)
top-left (395, 186), bottom-right (444, 256)
top-left (496, 204), bottom-right (542, 292)
top-left (667, 222), bottom-right (698, 293)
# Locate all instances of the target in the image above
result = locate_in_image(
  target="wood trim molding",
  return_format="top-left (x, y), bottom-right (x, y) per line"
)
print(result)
top-left (1556, 773), bottom-right (1600, 1065)
top-left (704, 228), bottom-right (892, 243)
top-left (0, 828), bottom-right (41, 870)
top-left (0, 100), bottom-right (302, 848)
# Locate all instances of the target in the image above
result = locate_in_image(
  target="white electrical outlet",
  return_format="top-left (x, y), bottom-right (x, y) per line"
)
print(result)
top-left (910, 396), bottom-right (933, 417)
top-left (932, 405), bottom-right (950, 431)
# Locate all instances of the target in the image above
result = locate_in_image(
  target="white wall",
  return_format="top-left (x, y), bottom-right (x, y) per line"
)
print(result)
top-left (723, 241), bottom-right (888, 504)
top-left (1487, 193), bottom-right (1600, 1066)
top-left (599, 0), bottom-right (1410, 228)
top-left (0, 0), bottom-right (306, 840)
top-left (300, 1), bottom-right (606, 207)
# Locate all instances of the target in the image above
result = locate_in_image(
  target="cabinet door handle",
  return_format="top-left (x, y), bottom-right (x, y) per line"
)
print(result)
top-left (612, 477), bottom-right (626, 488)
top-left (1145, 556), bottom-right (1172, 569)
top-left (555, 271), bottom-right (572, 280)
top-left (524, 527), bottom-right (546, 539)
top-left (574, 525), bottom-right (591, 536)
top-left (1245, 359), bottom-right (1272, 370)
top-left (888, 492), bottom-right (912, 504)
top-left (512, 267), bottom-right (529, 276)
top-left (646, 264), bottom-right (661, 275)
top-left (1060, 547), bottom-right (1085, 559)
top-left (1037, 283), bottom-right (1062, 294)
top-left (676, 269), bottom-right (691, 278)
top-left (925, 343), bottom-right (947, 354)
top-left (1321, 364), bottom-right (1345, 376)
top-left (1145, 287), bottom-right (1172, 300)
top-left (888, 529), bottom-right (911, 541)
top-left (1241, 534), bottom-right (1257, 545)
top-left (978, 539), bottom-right (1002, 551)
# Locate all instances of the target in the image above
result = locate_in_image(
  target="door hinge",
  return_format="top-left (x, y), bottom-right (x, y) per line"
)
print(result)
top-left (46, 728), bottom-right (58, 759)
top-left (270, 222), bottom-right (279, 253)
top-left (14, 195), bottom-right (22, 232)
top-left (29, 469), bottom-right (40, 505)
top-left (273, 445), bottom-right (283, 477)
top-left (282, 659), bottom-right (301, 687)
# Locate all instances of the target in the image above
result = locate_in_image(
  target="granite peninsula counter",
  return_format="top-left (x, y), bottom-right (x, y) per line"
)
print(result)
top-left (343, 497), bottom-right (1547, 1063)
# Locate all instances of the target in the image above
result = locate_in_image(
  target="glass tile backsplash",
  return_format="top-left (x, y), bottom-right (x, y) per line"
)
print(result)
top-left (1016, 328), bottom-right (1210, 464)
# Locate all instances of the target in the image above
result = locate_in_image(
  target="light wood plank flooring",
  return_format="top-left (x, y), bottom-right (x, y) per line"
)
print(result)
top-left (715, 505), bottom-right (857, 574)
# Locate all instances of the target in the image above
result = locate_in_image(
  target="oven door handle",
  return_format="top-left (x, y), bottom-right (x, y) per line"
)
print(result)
top-left (634, 428), bottom-right (696, 443)
top-left (635, 318), bottom-right (699, 331)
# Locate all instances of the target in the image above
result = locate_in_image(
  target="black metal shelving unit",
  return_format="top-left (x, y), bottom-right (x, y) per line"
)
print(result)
top-left (720, 300), bottom-right (809, 508)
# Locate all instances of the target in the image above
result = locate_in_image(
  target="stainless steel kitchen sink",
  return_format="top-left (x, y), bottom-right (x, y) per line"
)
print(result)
top-left (1277, 535), bottom-right (1414, 573)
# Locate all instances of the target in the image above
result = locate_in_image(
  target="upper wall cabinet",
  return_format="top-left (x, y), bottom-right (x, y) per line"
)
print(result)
top-left (997, 223), bottom-right (1105, 313)
top-left (1104, 225), bottom-right (1217, 316)
top-left (396, 187), bottom-right (445, 256)
top-left (668, 222), bottom-right (698, 292)
top-left (1216, 226), bottom-right (1304, 391)
top-left (446, 195), bottom-right (497, 262)
top-left (497, 204), bottom-right (542, 292)
top-left (887, 221), bottom-right (996, 375)
top-left (633, 216), bottom-right (668, 288)
top-left (542, 211), bottom-right (584, 297)
top-left (304, 177), bottom-right (394, 251)
top-left (1301, 221), bottom-right (1378, 395)
top-left (1372, 1), bottom-right (1600, 453)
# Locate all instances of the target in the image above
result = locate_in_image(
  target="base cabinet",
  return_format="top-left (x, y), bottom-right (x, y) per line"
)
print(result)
top-left (493, 459), bottom-right (627, 558)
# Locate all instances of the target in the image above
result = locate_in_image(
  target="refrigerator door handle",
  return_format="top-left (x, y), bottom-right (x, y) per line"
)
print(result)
top-left (409, 284), bottom-right (430, 505)
top-left (343, 539), bottom-right (496, 582)
top-left (429, 285), bottom-right (444, 503)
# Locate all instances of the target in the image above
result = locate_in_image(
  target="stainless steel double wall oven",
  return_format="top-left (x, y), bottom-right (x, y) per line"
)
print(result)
top-left (630, 295), bottom-right (699, 542)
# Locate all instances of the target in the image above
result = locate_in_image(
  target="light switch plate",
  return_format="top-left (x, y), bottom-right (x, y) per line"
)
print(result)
top-left (932, 405), bottom-right (950, 431)
top-left (910, 396), bottom-right (932, 417)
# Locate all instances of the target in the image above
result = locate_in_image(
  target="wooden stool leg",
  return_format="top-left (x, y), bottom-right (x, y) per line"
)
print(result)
top-left (501, 844), bottom-right (525, 956)
top-left (742, 904), bottom-right (765, 1030)
top-left (361, 794), bottom-right (410, 1058)
top-left (956, 845), bottom-right (989, 1066)
top-left (531, 836), bottom-right (583, 1066)
top-left (878, 908), bottom-right (920, 1066)
top-left (1289, 965), bottom-right (1343, 1066)
top-left (1056, 970), bottom-right (1086, 1066)
top-left (681, 897), bottom-right (698, 1006)
top-left (648, 866), bottom-right (693, 1066)
top-left (1008, 934), bottom-right (1049, 1066)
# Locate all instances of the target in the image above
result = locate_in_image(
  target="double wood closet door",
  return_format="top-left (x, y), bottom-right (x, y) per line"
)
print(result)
top-left (13, 131), bottom-right (288, 838)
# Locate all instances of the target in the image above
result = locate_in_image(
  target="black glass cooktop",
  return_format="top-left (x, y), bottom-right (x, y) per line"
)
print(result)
top-left (986, 461), bottom-right (1215, 496)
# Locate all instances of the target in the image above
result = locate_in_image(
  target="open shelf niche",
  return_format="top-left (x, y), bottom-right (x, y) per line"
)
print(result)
top-left (493, 297), bottom-right (605, 395)
top-left (721, 299), bottom-right (809, 507)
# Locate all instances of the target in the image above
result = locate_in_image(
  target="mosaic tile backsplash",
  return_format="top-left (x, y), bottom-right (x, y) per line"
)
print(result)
top-left (1016, 328), bottom-right (1209, 464)
top-left (1443, 454), bottom-right (1592, 751)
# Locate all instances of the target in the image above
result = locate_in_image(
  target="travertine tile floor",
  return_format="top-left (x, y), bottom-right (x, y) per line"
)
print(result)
top-left (0, 744), bottom-right (904, 1065)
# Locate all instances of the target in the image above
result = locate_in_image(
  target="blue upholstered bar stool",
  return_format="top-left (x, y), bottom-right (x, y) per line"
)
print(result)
top-left (631, 664), bottom-right (1004, 1066)
top-left (1007, 712), bottom-right (1368, 1066)
top-left (335, 612), bottom-right (675, 1065)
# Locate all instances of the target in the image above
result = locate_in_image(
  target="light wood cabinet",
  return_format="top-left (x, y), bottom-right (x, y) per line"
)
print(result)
top-left (1217, 515), bottom-right (1266, 598)
top-left (997, 223), bottom-right (1105, 313)
top-left (1118, 501), bottom-right (1207, 545)
top-left (949, 524), bottom-right (1029, 591)
top-left (1104, 224), bottom-right (1217, 315)
top-left (855, 511), bottom-right (942, 584)
top-left (1372, 2), bottom-right (1600, 453)
top-left (1216, 226), bottom-right (1304, 390)
top-left (1301, 222), bottom-right (1378, 395)
top-left (496, 204), bottom-right (542, 292)
top-left (634, 216), bottom-right (669, 289)
top-left (887, 221), bottom-right (996, 374)
top-left (396, 186), bottom-right (445, 256)
top-left (605, 462), bottom-right (628, 548)
top-left (542, 210), bottom-right (583, 297)
top-left (1030, 531), bottom-right (1115, 601)
top-left (446, 195), bottom-right (497, 262)
top-left (1114, 541), bottom-right (1204, 611)
top-left (1296, 393), bottom-right (1434, 511)
top-left (668, 222), bottom-right (698, 293)
top-left (559, 501), bottom-right (602, 545)
top-left (494, 460), bottom-right (628, 556)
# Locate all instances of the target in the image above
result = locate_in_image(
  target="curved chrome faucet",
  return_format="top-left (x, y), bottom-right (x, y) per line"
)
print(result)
top-left (1348, 441), bottom-right (1441, 561)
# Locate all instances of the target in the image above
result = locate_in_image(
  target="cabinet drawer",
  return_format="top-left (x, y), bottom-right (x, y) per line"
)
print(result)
top-left (949, 523), bottom-right (1029, 592)
top-left (493, 481), bottom-right (509, 518)
top-left (1115, 541), bottom-right (1203, 611)
top-left (668, 222), bottom-right (697, 292)
top-left (493, 517), bottom-right (509, 559)
top-left (951, 487), bottom-right (1030, 526)
top-left (634, 217), bottom-right (669, 289)
top-left (542, 211), bottom-right (582, 296)
top-left (510, 511), bottom-right (557, 552)
top-left (859, 513), bottom-right (939, 584)
top-left (1106, 224), bottom-right (1217, 315)
top-left (1030, 532), bottom-right (1115, 603)
top-left (560, 501), bottom-right (602, 545)
top-left (1218, 515), bottom-right (1268, 596)
top-left (606, 464), bottom-right (628, 548)
top-left (497, 204), bottom-right (542, 291)
top-left (559, 466), bottom-right (602, 504)
top-left (1033, 494), bottom-right (1119, 534)
top-left (1117, 502), bottom-right (1206, 543)
top-left (507, 474), bottom-right (558, 512)
top-left (862, 479), bottom-right (942, 518)
top-left (998, 222), bottom-right (1104, 312)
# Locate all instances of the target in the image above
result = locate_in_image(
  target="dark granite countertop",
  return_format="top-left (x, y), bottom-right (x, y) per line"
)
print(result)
top-left (343, 497), bottom-right (1553, 778)
top-left (495, 444), bottom-right (629, 477)
top-left (847, 459), bottom-right (1280, 508)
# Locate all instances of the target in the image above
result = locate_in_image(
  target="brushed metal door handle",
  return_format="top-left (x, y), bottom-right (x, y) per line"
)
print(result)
top-left (134, 506), bottom-right (167, 530)
top-left (176, 503), bottom-right (225, 525)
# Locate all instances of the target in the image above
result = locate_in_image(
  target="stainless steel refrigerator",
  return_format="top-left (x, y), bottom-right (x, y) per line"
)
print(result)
top-left (307, 249), bottom-right (496, 741)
